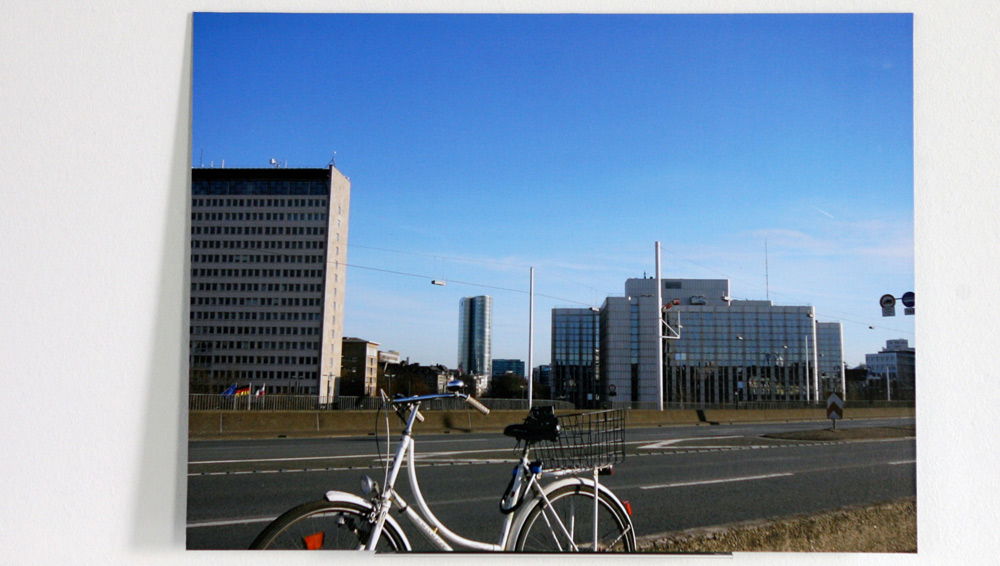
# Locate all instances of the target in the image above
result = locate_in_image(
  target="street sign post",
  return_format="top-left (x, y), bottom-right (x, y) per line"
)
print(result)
top-left (901, 291), bottom-right (915, 315)
top-left (826, 392), bottom-right (844, 429)
top-left (880, 294), bottom-right (896, 317)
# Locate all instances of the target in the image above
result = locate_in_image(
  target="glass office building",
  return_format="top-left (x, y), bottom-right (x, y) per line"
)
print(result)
top-left (189, 166), bottom-right (350, 401)
top-left (458, 295), bottom-right (492, 379)
top-left (551, 308), bottom-right (601, 408)
top-left (600, 278), bottom-right (843, 408)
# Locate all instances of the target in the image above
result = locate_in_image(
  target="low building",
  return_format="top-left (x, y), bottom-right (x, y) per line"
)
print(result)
top-left (493, 359), bottom-right (526, 377)
top-left (865, 339), bottom-right (916, 401)
top-left (341, 338), bottom-right (379, 397)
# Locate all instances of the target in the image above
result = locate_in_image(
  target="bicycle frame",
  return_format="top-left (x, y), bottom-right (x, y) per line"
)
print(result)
top-left (352, 392), bottom-right (616, 552)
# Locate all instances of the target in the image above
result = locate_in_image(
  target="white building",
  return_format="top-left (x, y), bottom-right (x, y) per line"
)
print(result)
top-left (866, 339), bottom-right (916, 401)
top-left (599, 278), bottom-right (843, 408)
top-left (189, 165), bottom-right (350, 401)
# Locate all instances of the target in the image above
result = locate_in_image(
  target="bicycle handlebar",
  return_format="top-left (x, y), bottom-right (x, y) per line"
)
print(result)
top-left (464, 395), bottom-right (490, 416)
top-left (388, 391), bottom-right (490, 416)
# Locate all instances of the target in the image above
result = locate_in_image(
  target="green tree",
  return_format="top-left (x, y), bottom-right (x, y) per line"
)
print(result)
top-left (487, 373), bottom-right (528, 399)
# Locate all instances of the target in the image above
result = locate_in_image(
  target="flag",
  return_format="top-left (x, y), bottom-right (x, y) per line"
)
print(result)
top-left (235, 385), bottom-right (251, 397)
top-left (255, 385), bottom-right (266, 397)
top-left (221, 384), bottom-right (237, 396)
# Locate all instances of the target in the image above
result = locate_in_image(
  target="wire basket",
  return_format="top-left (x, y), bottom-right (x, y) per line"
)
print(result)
top-left (533, 409), bottom-right (625, 471)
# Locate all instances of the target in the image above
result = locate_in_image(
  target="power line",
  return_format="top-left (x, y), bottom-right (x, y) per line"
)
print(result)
top-left (344, 263), bottom-right (593, 307)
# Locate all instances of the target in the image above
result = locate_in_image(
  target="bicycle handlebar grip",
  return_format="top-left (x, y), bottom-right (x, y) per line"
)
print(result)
top-left (412, 408), bottom-right (425, 423)
top-left (464, 395), bottom-right (490, 415)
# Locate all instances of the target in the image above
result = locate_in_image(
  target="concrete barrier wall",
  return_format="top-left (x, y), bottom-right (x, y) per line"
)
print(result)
top-left (189, 406), bottom-right (915, 440)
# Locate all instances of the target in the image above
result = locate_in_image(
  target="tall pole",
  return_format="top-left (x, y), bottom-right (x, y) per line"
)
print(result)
top-left (655, 242), bottom-right (664, 411)
top-left (804, 334), bottom-right (811, 403)
top-left (528, 267), bottom-right (534, 410)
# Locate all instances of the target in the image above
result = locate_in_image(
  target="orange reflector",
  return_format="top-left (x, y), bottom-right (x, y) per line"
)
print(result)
top-left (303, 531), bottom-right (324, 550)
top-left (623, 501), bottom-right (632, 517)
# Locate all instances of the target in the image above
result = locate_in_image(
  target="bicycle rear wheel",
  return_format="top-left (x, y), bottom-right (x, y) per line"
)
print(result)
top-left (250, 499), bottom-right (407, 551)
top-left (512, 482), bottom-right (635, 552)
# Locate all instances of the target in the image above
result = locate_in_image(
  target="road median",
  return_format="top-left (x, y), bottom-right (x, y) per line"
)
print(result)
top-left (189, 406), bottom-right (914, 440)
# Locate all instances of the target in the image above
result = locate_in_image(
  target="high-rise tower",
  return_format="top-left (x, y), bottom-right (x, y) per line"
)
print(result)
top-left (458, 295), bottom-right (493, 380)
top-left (189, 165), bottom-right (350, 402)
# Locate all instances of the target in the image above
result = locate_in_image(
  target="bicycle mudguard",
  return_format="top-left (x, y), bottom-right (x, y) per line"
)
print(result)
top-left (503, 476), bottom-right (633, 551)
top-left (323, 490), bottom-right (413, 551)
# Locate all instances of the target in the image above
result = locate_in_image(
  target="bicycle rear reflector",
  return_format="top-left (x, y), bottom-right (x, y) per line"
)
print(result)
top-left (303, 532), bottom-right (324, 550)
top-left (623, 501), bottom-right (632, 517)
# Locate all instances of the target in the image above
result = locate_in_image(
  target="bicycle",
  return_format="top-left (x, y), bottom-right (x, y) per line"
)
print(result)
top-left (250, 380), bottom-right (636, 552)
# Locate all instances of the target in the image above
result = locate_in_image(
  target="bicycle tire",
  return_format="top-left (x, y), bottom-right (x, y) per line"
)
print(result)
top-left (249, 498), bottom-right (407, 551)
top-left (511, 482), bottom-right (635, 552)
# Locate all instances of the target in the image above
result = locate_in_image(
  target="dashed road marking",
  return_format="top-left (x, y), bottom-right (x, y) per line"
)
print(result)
top-left (641, 472), bottom-right (795, 490)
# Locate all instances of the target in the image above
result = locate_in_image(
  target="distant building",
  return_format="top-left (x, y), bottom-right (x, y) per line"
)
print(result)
top-left (599, 278), bottom-right (843, 408)
top-left (535, 365), bottom-right (552, 387)
top-left (552, 308), bottom-right (601, 408)
top-left (458, 296), bottom-right (492, 378)
top-left (493, 359), bottom-right (525, 377)
top-left (817, 322), bottom-right (847, 397)
top-left (189, 165), bottom-right (350, 401)
top-left (341, 338), bottom-right (379, 397)
top-left (382, 361), bottom-right (453, 397)
top-left (866, 339), bottom-right (916, 401)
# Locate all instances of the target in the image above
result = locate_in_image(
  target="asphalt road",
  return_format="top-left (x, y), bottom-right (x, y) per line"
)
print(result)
top-left (186, 417), bottom-right (915, 550)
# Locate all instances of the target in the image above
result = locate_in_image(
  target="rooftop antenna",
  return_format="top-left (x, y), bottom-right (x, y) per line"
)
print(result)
top-left (329, 151), bottom-right (337, 167)
top-left (199, 149), bottom-right (204, 168)
top-left (270, 158), bottom-right (280, 168)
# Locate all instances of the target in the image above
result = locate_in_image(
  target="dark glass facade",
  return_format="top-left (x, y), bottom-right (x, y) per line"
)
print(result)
top-left (551, 308), bottom-right (600, 408)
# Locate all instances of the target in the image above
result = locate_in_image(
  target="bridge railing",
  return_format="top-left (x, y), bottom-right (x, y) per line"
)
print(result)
top-left (606, 400), bottom-right (914, 411)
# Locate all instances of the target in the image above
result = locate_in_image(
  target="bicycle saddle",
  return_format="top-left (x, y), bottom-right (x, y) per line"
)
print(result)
top-left (504, 406), bottom-right (560, 443)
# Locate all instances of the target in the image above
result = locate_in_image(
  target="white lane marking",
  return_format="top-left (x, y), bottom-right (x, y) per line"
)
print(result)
top-left (188, 517), bottom-right (276, 529)
top-left (641, 472), bottom-right (794, 490)
top-left (638, 436), bottom-right (743, 450)
top-left (888, 460), bottom-right (916, 466)
top-left (192, 445), bottom-right (510, 466)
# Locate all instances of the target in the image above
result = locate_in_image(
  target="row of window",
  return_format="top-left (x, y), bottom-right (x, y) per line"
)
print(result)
top-left (202, 370), bottom-right (319, 383)
top-left (192, 179), bottom-right (329, 196)
top-left (192, 340), bottom-right (320, 351)
top-left (191, 297), bottom-right (324, 307)
top-left (192, 212), bottom-right (328, 222)
top-left (192, 282), bottom-right (325, 292)
top-left (192, 355), bottom-right (319, 365)
top-left (192, 240), bottom-right (327, 250)
top-left (191, 254), bottom-right (326, 264)
top-left (192, 198), bottom-right (328, 208)
top-left (191, 325), bottom-right (321, 336)
top-left (192, 268), bottom-right (325, 279)
top-left (192, 311), bottom-right (325, 321)
top-left (192, 226), bottom-right (326, 236)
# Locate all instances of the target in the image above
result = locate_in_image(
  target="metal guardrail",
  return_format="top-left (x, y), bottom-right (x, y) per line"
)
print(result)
top-left (608, 400), bottom-right (914, 411)
top-left (189, 394), bottom-right (575, 412)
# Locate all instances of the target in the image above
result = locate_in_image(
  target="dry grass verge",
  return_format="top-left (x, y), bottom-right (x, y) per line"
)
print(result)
top-left (639, 498), bottom-right (916, 553)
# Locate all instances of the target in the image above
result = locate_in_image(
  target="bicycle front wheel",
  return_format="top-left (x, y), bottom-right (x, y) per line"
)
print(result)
top-left (250, 499), bottom-right (407, 551)
top-left (513, 482), bottom-right (635, 552)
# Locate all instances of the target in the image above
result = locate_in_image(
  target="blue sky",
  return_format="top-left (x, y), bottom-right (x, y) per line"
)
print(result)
top-left (193, 13), bottom-right (914, 368)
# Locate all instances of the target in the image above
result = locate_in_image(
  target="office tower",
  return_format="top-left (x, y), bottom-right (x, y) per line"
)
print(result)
top-left (600, 278), bottom-right (843, 407)
top-left (458, 295), bottom-right (493, 380)
top-left (551, 308), bottom-right (600, 408)
top-left (189, 165), bottom-right (350, 401)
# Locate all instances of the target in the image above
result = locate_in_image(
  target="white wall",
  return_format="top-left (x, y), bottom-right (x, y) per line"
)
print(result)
top-left (0, 2), bottom-right (994, 565)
